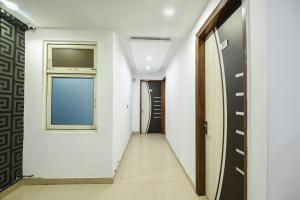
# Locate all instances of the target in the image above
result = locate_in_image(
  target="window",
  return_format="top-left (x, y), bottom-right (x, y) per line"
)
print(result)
top-left (45, 42), bottom-right (97, 130)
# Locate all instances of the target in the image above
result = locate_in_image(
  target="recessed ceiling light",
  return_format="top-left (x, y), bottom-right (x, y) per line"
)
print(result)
top-left (146, 56), bottom-right (152, 61)
top-left (146, 66), bottom-right (151, 70)
top-left (0, 0), bottom-right (19, 11)
top-left (163, 8), bottom-right (175, 17)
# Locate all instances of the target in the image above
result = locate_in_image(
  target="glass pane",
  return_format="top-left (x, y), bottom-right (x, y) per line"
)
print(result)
top-left (52, 48), bottom-right (94, 68)
top-left (51, 77), bottom-right (94, 126)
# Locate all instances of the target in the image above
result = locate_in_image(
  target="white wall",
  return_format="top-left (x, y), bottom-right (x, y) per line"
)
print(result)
top-left (112, 33), bottom-right (133, 172)
top-left (164, 0), bottom-right (221, 186)
top-left (24, 29), bottom-right (116, 178)
top-left (266, 1), bottom-right (300, 199)
top-left (131, 72), bottom-right (165, 133)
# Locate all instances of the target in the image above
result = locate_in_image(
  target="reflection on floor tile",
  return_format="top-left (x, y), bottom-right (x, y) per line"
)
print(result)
top-left (3, 134), bottom-right (206, 200)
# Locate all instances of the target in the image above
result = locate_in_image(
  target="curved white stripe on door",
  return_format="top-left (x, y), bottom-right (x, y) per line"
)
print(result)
top-left (141, 82), bottom-right (151, 134)
top-left (215, 28), bottom-right (228, 200)
top-left (205, 30), bottom-right (226, 200)
top-left (146, 83), bottom-right (152, 133)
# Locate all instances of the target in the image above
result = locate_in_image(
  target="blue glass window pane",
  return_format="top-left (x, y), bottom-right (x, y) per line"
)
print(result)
top-left (51, 77), bottom-right (94, 125)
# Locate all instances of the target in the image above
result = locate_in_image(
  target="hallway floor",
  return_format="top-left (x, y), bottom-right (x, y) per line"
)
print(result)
top-left (3, 134), bottom-right (206, 200)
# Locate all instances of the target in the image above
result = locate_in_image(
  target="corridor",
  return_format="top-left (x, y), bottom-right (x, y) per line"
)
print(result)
top-left (3, 134), bottom-right (206, 200)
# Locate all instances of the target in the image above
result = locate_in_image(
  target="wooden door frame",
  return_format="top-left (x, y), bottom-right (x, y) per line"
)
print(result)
top-left (195, 0), bottom-right (248, 199)
top-left (139, 79), bottom-right (166, 134)
top-left (161, 77), bottom-right (166, 134)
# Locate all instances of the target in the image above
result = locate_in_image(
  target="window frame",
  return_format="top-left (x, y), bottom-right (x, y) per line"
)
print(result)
top-left (47, 44), bottom-right (97, 71)
top-left (44, 41), bottom-right (97, 130)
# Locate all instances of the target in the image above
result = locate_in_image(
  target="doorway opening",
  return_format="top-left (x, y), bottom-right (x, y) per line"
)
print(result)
top-left (195, 0), bottom-right (248, 199)
top-left (140, 79), bottom-right (166, 134)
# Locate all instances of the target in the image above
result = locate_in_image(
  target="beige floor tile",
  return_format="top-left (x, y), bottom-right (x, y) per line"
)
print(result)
top-left (119, 160), bottom-right (141, 183)
top-left (71, 184), bottom-right (117, 200)
top-left (116, 183), bottom-right (157, 200)
top-left (30, 185), bottom-right (82, 200)
top-left (156, 182), bottom-right (199, 200)
top-left (2, 185), bottom-right (44, 200)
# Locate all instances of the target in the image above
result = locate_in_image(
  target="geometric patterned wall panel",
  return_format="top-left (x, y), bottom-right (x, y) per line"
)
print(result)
top-left (0, 8), bottom-right (26, 191)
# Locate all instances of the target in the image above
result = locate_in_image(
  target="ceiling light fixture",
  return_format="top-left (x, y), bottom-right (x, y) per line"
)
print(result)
top-left (146, 66), bottom-right (151, 70)
top-left (0, 0), bottom-right (19, 11)
top-left (163, 8), bottom-right (175, 17)
top-left (146, 56), bottom-right (152, 61)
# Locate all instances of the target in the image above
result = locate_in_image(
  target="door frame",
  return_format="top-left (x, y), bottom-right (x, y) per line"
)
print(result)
top-left (140, 79), bottom-right (166, 134)
top-left (195, 0), bottom-right (248, 199)
top-left (161, 77), bottom-right (166, 134)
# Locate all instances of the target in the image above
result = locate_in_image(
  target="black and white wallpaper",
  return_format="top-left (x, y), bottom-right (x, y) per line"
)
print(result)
top-left (0, 8), bottom-right (27, 191)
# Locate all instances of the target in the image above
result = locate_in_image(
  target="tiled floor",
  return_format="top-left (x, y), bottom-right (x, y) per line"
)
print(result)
top-left (3, 134), bottom-right (207, 200)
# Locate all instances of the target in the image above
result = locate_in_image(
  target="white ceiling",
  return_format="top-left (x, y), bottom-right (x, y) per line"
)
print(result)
top-left (5, 0), bottom-right (209, 74)
top-left (130, 39), bottom-right (172, 73)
